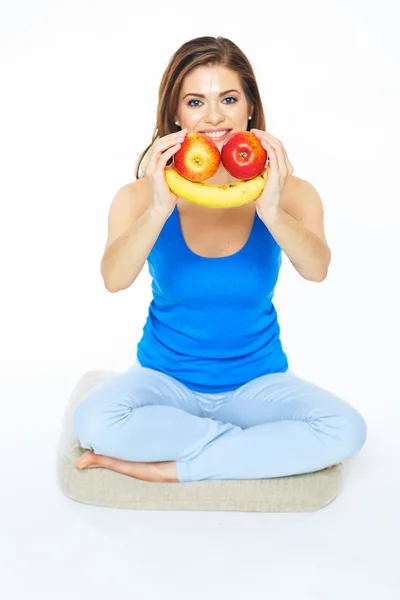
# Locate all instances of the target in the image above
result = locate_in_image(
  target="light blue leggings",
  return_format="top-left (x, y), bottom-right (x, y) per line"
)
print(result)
top-left (73, 360), bottom-right (367, 482)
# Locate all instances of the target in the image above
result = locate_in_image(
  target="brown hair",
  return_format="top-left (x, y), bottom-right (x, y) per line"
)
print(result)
top-left (134, 36), bottom-right (267, 180)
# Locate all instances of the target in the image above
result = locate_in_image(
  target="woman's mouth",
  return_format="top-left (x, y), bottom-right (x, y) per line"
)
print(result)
top-left (202, 129), bottom-right (232, 143)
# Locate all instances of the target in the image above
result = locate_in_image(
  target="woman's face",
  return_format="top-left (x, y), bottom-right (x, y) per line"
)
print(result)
top-left (175, 65), bottom-right (253, 146)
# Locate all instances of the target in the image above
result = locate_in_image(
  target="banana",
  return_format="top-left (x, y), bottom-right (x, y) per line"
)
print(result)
top-left (165, 166), bottom-right (269, 208)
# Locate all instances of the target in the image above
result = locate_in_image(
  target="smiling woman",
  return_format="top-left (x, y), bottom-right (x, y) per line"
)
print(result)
top-left (74, 37), bottom-right (367, 486)
top-left (134, 37), bottom-right (265, 183)
top-left (176, 74), bottom-right (250, 160)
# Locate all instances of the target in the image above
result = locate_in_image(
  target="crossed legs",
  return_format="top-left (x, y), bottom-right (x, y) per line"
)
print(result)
top-left (74, 365), bottom-right (367, 482)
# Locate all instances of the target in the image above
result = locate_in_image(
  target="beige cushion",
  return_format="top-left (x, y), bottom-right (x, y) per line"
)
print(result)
top-left (56, 370), bottom-right (344, 512)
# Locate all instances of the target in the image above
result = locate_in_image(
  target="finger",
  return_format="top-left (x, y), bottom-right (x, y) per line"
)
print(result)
top-left (146, 134), bottom-right (184, 174)
top-left (155, 143), bottom-right (182, 171)
top-left (148, 131), bottom-right (184, 156)
top-left (261, 140), bottom-right (279, 174)
top-left (257, 135), bottom-right (286, 174)
top-left (252, 130), bottom-right (291, 174)
top-left (261, 131), bottom-right (293, 172)
top-left (154, 130), bottom-right (186, 146)
top-left (252, 128), bottom-right (282, 146)
top-left (266, 134), bottom-right (292, 168)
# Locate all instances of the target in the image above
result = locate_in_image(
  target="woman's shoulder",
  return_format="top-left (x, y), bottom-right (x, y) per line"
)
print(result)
top-left (125, 177), bottom-right (153, 204)
top-left (284, 174), bottom-right (306, 194)
top-left (281, 174), bottom-right (307, 212)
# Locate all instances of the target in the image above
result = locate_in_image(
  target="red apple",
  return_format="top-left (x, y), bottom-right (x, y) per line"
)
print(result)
top-left (173, 132), bottom-right (221, 182)
top-left (221, 131), bottom-right (267, 180)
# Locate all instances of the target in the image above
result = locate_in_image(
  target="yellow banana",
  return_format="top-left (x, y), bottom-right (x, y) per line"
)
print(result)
top-left (165, 167), bottom-right (269, 208)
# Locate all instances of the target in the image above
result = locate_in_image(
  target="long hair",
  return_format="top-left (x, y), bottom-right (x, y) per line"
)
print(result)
top-left (134, 36), bottom-right (266, 180)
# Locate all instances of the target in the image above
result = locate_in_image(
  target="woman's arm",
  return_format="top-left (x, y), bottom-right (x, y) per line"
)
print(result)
top-left (259, 180), bottom-right (331, 282)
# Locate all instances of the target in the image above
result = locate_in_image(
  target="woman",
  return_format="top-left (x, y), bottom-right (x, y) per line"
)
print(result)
top-left (73, 36), bottom-right (367, 483)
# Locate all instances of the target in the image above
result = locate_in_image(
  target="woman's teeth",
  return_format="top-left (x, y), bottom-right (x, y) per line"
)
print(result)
top-left (204, 130), bottom-right (229, 138)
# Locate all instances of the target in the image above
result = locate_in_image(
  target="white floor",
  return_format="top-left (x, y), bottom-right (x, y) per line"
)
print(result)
top-left (1, 375), bottom-right (399, 600)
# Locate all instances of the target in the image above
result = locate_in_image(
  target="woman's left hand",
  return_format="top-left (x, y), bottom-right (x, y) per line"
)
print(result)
top-left (251, 129), bottom-right (294, 219)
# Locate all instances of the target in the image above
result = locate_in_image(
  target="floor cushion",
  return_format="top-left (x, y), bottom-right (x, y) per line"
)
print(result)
top-left (56, 370), bottom-right (344, 512)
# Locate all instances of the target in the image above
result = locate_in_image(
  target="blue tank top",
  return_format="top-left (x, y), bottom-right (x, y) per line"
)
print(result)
top-left (136, 203), bottom-right (289, 392)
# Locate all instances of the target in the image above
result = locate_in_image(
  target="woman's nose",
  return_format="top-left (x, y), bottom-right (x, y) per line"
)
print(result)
top-left (205, 102), bottom-right (224, 121)
top-left (205, 110), bottom-right (224, 124)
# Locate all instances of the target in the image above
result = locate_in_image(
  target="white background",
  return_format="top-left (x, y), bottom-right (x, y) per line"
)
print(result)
top-left (1, 1), bottom-right (399, 598)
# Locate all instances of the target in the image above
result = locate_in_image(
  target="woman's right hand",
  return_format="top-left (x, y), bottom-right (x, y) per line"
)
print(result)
top-left (141, 128), bottom-right (188, 217)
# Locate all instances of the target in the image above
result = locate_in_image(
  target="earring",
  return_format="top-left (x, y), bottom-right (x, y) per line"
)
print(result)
top-left (175, 121), bottom-right (179, 126)
top-left (249, 116), bottom-right (252, 120)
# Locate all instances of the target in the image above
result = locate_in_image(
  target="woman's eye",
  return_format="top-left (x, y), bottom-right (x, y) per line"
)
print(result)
top-left (187, 97), bottom-right (237, 107)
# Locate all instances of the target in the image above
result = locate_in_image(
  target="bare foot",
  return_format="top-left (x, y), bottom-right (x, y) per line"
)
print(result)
top-left (75, 450), bottom-right (178, 482)
top-left (75, 450), bottom-right (100, 469)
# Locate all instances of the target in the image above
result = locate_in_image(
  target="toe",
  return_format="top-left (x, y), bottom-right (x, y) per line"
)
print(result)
top-left (75, 450), bottom-right (95, 469)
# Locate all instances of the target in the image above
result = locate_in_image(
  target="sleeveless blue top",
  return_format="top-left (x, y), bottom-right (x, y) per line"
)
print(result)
top-left (136, 204), bottom-right (289, 392)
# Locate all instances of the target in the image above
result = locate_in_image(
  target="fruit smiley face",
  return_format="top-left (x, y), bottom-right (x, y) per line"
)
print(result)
top-left (166, 130), bottom-right (269, 209)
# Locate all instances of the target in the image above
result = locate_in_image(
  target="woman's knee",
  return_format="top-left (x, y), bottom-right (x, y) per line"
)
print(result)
top-left (73, 373), bottom-right (140, 447)
top-left (73, 388), bottom-right (124, 449)
top-left (73, 393), bottom-right (99, 448)
top-left (340, 406), bottom-right (368, 458)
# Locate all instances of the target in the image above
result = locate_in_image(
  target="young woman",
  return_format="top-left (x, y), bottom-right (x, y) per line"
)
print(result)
top-left (73, 36), bottom-right (367, 483)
